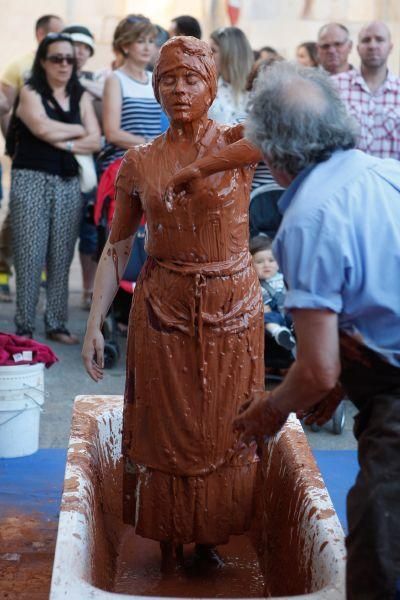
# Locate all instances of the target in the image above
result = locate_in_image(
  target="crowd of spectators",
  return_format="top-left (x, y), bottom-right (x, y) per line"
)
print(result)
top-left (0, 12), bottom-right (398, 345)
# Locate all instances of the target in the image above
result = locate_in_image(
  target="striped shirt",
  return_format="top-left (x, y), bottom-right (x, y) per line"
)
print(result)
top-left (100, 69), bottom-right (163, 172)
top-left (251, 161), bottom-right (284, 192)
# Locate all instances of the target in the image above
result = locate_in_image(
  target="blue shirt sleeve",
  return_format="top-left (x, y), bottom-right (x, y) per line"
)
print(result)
top-left (273, 222), bottom-right (345, 313)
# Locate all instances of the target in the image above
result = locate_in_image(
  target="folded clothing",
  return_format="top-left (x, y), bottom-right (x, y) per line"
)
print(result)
top-left (0, 333), bottom-right (59, 368)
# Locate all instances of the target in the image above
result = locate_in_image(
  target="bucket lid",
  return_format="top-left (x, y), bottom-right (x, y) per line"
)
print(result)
top-left (0, 363), bottom-right (45, 374)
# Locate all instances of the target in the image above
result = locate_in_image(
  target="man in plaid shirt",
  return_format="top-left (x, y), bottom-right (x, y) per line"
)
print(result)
top-left (333, 21), bottom-right (400, 159)
top-left (317, 22), bottom-right (353, 75)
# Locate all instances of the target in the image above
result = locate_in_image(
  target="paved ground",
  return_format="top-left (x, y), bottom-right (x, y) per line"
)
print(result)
top-left (0, 162), bottom-right (357, 450)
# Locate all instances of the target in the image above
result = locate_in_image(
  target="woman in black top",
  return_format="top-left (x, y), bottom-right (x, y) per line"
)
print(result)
top-left (10, 33), bottom-right (100, 342)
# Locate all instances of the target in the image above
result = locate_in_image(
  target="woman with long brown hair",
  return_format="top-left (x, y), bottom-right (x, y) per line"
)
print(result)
top-left (208, 26), bottom-right (254, 125)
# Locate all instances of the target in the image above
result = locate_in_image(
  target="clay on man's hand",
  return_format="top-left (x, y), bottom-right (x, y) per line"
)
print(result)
top-left (297, 382), bottom-right (344, 426)
top-left (233, 391), bottom-right (289, 445)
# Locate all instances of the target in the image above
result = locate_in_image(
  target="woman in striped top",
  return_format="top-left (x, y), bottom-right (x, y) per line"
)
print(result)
top-left (99, 15), bottom-right (164, 173)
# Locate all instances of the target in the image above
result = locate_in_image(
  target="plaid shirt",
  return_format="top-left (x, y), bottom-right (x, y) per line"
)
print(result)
top-left (332, 69), bottom-right (400, 159)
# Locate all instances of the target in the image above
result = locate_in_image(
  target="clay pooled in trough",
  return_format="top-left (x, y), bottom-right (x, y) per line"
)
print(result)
top-left (113, 530), bottom-right (265, 597)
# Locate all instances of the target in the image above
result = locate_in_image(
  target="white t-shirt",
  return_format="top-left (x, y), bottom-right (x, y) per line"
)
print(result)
top-left (208, 77), bottom-right (249, 125)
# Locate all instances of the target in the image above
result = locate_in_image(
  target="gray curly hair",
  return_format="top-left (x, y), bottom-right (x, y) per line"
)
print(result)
top-left (246, 62), bottom-right (358, 176)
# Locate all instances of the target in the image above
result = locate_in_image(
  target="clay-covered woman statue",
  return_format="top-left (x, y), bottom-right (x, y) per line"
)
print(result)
top-left (82, 36), bottom-right (264, 569)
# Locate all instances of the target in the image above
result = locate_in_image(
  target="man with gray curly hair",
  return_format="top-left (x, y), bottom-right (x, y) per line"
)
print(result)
top-left (168, 62), bottom-right (400, 595)
top-left (233, 62), bottom-right (400, 599)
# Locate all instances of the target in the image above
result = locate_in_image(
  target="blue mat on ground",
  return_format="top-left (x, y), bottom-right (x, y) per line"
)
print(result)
top-left (0, 448), bottom-right (358, 532)
top-left (0, 448), bottom-right (67, 518)
top-left (314, 449), bottom-right (358, 533)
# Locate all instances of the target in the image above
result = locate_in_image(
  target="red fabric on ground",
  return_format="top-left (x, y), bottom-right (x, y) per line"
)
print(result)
top-left (0, 333), bottom-right (58, 367)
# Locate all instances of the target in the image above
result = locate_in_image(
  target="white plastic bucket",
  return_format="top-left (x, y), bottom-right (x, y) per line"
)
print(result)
top-left (0, 363), bottom-right (45, 458)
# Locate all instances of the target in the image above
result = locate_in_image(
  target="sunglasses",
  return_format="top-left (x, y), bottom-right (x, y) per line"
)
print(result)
top-left (46, 55), bottom-right (76, 65)
top-left (45, 32), bottom-right (72, 41)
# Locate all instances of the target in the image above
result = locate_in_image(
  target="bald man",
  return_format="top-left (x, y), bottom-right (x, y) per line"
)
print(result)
top-left (317, 22), bottom-right (353, 74)
top-left (333, 21), bottom-right (400, 159)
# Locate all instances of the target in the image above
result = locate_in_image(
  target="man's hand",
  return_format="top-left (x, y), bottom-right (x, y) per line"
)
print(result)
top-left (297, 382), bottom-right (344, 426)
top-left (233, 391), bottom-right (289, 445)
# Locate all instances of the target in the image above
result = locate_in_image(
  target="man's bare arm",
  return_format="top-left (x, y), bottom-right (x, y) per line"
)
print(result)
top-left (234, 309), bottom-right (341, 441)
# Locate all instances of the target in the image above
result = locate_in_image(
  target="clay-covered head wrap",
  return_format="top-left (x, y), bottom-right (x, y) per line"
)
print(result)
top-left (152, 36), bottom-right (217, 104)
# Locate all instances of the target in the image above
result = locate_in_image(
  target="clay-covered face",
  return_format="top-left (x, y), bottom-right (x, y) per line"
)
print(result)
top-left (158, 66), bottom-right (211, 122)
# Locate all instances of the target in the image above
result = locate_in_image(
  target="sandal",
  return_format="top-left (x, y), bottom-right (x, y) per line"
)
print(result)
top-left (46, 327), bottom-right (79, 345)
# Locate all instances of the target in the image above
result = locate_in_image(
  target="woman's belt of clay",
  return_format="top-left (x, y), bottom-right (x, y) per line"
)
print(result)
top-left (154, 251), bottom-right (251, 278)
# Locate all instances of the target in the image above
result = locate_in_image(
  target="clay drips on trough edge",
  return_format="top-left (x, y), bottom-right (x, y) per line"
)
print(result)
top-left (59, 400), bottom-right (344, 596)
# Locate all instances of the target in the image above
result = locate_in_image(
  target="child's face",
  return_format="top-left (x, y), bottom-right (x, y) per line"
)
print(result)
top-left (252, 249), bottom-right (279, 280)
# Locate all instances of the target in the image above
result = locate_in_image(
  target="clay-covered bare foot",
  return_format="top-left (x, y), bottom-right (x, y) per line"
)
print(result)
top-left (160, 541), bottom-right (175, 574)
top-left (193, 544), bottom-right (224, 568)
top-left (175, 543), bottom-right (184, 566)
top-left (160, 542), bottom-right (184, 573)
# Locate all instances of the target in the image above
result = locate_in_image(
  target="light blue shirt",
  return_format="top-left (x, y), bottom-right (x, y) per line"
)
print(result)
top-left (273, 149), bottom-right (400, 367)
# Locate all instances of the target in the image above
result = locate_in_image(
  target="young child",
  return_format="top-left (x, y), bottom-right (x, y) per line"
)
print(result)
top-left (250, 235), bottom-right (295, 350)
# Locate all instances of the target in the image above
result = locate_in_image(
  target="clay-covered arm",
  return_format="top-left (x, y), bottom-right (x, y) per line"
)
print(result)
top-left (194, 137), bottom-right (261, 177)
top-left (234, 309), bottom-right (341, 442)
top-left (82, 158), bottom-right (143, 381)
top-left (168, 133), bottom-right (262, 195)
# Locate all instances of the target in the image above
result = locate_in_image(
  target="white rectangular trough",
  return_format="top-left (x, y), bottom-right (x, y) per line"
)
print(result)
top-left (50, 395), bottom-right (346, 599)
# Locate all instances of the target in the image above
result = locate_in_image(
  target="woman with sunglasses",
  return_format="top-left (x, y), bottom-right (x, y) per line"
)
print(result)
top-left (9, 32), bottom-right (101, 342)
top-left (99, 14), bottom-right (164, 173)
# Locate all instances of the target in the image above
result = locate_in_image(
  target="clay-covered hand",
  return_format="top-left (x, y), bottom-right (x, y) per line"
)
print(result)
top-left (233, 391), bottom-right (289, 445)
top-left (164, 165), bottom-right (202, 210)
top-left (297, 382), bottom-right (344, 426)
top-left (82, 327), bottom-right (105, 382)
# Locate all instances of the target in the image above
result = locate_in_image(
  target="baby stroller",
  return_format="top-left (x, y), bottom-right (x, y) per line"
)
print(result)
top-left (95, 159), bottom-right (147, 368)
top-left (249, 184), bottom-right (345, 435)
top-left (249, 184), bottom-right (294, 372)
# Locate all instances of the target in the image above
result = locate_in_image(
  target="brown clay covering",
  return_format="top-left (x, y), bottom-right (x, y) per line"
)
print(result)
top-left (109, 36), bottom-right (265, 545)
top-left (255, 422), bottom-right (339, 597)
top-left (0, 511), bottom-right (57, 599)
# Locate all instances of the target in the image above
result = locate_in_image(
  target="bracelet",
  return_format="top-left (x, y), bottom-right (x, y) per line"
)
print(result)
top-left (65, 140), bottom-right (75, 152)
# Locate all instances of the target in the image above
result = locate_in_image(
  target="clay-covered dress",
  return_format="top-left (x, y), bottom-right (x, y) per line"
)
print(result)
top-left (115, 122), bottom-right (264, 545)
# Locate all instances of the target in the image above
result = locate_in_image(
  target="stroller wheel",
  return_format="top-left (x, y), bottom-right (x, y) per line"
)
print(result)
top-left (331, 401), bottom-right (346, 435)
top-left (104, 343), bottom-right (119, 369)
